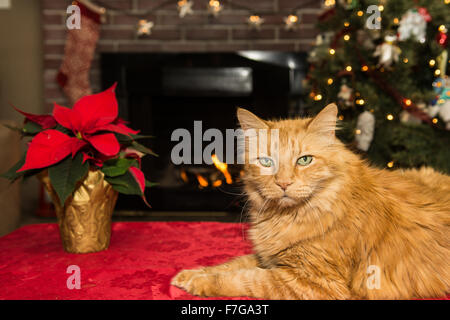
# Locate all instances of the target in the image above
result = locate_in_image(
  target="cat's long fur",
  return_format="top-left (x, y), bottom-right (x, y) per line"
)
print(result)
top-left (172, 104), bottom-right (449, 299)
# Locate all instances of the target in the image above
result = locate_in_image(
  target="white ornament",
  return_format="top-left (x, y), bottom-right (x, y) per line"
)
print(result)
top-left (178, 0), bottom-right (194, 18)
top-left (400, 110), bottom-right (421, 125)
top-left (438, 100), bottom-right (450, 130)
top-left (338, 84), bottom-right (353, 106)
top-left (355, 111), bottom-right (375, 152)
top-left (373, 35), bottom-right (401, 68)
top-left (398, 9), bottom-right (427, 43)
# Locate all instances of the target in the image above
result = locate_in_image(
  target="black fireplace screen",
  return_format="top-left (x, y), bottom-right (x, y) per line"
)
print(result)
top-left (101, 52), bottom-right (307, 212)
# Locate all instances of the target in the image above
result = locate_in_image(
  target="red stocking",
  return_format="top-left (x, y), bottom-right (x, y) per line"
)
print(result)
top-left (56, 1), bottom-right (102, 105)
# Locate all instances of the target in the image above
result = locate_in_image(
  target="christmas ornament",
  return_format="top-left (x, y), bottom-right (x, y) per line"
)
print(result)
top-left (355, 111), bottom-right (375, 152)
top-left (437, 25), bottom-right (448, 47)
top-left (247, 15), bottom-right (264, 30)
top-left (373, 34), bottom-right (401, 68)
top-left (284, 14), bottom-right (300, 31)
top-left (136, 19), bottom-right (154, 36)
top-left (431, 77), bottom-right (450, 130)
top-left (177, 0), bottom-right (194, 18)
top-left (56, 1), bottom-right (103, 104)
top-left (337, 83), bottom-right (353, 107)
top-left (207, 0), bottom-right (222, 17)
top-left (400, 110), bottom-right (422, 125)
top-left (315, 32), bottom-right (334, 46)
top-left (398, 9), bottom-right (427, 43)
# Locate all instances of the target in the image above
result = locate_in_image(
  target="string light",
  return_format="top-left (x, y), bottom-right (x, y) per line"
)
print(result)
top-left (284, 14), bottom-right (299, 30)
top-left (324, 0), bottom-right (336, 7)
top-left (438, 25), bottom-right (447, 32)
top-left (404, 99), bottom-right (412, 106)
top-left (346, 65), bottom-right (352, 72)
top-left (386, 114), bottom-right (394, 120)
top-left (343, 34), bottom-right (350, 41)
top-left (314, 94), bottom-right (323, 101)
top-left (435, 69), bottom-right (441, 76)
top-left (403, 58), bottom-right (408, 63)
top-left (356, 99), bottom-right (365, 105)
top-left (393, 17), bottom-right (399, 24)
top-left (207, 0), bottom-right (223, 16)
top-left (387, 161), bottom-right (394, 168)
top-left (429, 59), bottom-right (436, 66)
top-left (327, 78), bottom-right (333, 85)
top-left (344, 21), bottom-right (350, 27)
top-left (361, 65), bottom-right (369, 72)
top-left (378, 5), bottom-right (384, 11)
top-left (177, 0), bottom-right (194, 18)
top-left (432, 118), bottom-right (439, 124)
top-left (338, 115), bottom-right (344, 121)
top-left (357, 10), bottom-right (364, 16)
top-left (329, 48), bottom-right (336, 55)
top-left (355, 129), bottom-right (361, 135)
top-left (247, 15), bottom-right (264, 29)
top-left (136, 19), bottom-right (154, 36)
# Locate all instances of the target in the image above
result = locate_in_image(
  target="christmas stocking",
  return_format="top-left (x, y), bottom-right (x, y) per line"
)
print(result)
top-left (56, 1), bottom-right (102, 105)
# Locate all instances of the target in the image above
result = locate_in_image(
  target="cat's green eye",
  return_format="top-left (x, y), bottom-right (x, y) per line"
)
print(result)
top-left (258, 157), bottom-right (274, 167)
top-left (297, 155), bottom-right (313, 166)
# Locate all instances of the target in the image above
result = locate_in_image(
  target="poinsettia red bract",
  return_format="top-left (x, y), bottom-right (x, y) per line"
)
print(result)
top-left (18, 83), bottom-right (139, 171)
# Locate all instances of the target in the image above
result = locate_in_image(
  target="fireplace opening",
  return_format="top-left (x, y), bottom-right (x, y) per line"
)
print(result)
top-left (101, 52), bottom-right (307, 212)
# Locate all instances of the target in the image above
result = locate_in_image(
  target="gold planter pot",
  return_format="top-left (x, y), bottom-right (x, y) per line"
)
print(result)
top-left (39, 170), bottom-right (118, 253)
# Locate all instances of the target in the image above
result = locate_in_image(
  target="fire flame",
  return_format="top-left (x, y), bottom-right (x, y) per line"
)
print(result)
top-left (196, 174), bottom-right (209, 188)
top-left (211, 154), bottom-right (232, 184)
top-left (180, 169), bottom-right (189, 183)
top-left (212, 180), bottom-right (222, 187)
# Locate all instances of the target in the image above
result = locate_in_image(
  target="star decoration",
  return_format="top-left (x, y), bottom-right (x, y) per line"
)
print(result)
top-left (178, 0), bottom-right (194, 18)
top-left (207, 0), bottom-right (223, 17)
top-left (284, 14), bottom-right (299, 30)
top-left (247, 15), bottom-right (264, 30)
top-left (137, 19), bottom-right (154, 36)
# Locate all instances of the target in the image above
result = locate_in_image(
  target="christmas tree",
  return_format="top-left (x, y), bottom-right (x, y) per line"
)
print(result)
top-left (305, 0), bottom-right (450, 173)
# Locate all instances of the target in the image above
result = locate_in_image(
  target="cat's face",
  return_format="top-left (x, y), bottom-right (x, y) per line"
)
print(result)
top-left (238, 104), bottom-right (339, 208)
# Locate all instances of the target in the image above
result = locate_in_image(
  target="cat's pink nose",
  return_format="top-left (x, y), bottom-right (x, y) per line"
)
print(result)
top-left (276, 181), bottom-right (293, 191)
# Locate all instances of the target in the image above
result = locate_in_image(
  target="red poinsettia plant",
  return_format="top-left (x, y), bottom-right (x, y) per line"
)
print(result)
top-left (2, 83), bottom-right (155, 206)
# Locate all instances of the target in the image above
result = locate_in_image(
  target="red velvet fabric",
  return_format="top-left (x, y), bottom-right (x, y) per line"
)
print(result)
top-left (0, 222), bottom-right (448, 300)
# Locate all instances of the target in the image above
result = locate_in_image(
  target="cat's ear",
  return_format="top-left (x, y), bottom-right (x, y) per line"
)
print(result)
top-left (307, 103), bottom-right (338, 143)
top-left (237, 108), bottom-right (268, 130)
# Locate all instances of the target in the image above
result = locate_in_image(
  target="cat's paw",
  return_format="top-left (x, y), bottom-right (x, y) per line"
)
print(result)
top-left (171, 269), bottom-right (218, 297)
top-left (171, 268), bottom-right (204, 287)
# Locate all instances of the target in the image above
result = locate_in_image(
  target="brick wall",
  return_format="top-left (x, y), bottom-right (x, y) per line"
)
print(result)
top-left (41, 0), bottom-right (321, 110)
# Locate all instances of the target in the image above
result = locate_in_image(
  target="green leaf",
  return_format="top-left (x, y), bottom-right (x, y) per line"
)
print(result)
top-left (145, 180), bottom-right (158, 188)
top-left (1, 153), bottom-right (26, 181)
top-left (115, 133), bottom-right (154, 143)
top-left (131, 141), bottom-right (158, 157)
top-left (105, 170), bottom-right (143, 196)
top-left (23, 121), bottom-right (42, 135)
top-left (48, 153), bottom-right (89, 205)
top-left (101, 158), bottom-right (137, 177)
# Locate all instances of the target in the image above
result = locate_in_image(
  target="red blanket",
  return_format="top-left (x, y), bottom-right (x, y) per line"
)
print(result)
top-left (0, 222), bottom-right (447, 300)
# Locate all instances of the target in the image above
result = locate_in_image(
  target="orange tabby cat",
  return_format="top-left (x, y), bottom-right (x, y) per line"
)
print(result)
top-left (172, 104), bottom-right (449, 299)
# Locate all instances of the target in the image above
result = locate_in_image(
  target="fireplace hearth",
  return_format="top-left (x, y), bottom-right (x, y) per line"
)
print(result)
top-left (101, 52), bottom-right (307, 212)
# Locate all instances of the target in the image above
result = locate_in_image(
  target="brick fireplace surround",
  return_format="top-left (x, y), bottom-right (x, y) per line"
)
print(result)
top-left (42, 0), bottom-right (320, 111)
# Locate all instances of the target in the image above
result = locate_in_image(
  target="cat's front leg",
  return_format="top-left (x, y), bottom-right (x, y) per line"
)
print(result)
top-left (172, 267), bottom-right (349, 299)
top-left (171, 254), bottom-right (258, 286)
